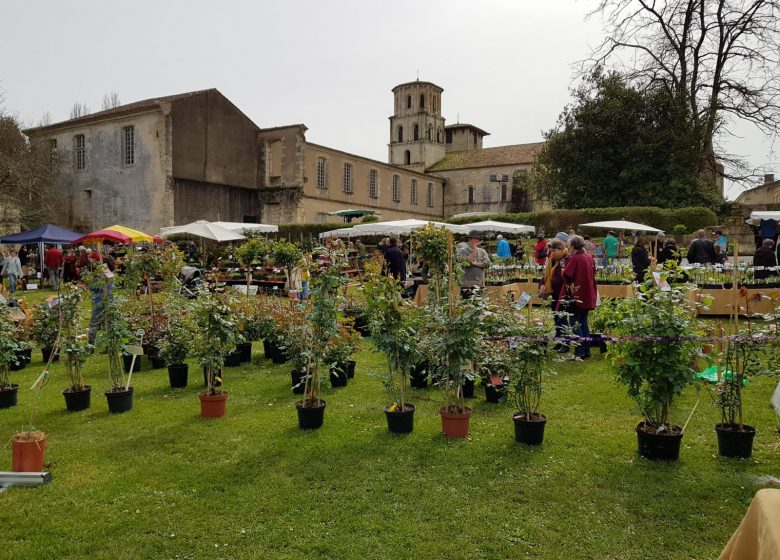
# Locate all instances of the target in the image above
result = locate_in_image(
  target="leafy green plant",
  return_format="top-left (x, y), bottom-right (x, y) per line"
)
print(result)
top-left (300, 258), bottom-right (346, 406)
top-left (190, 291), bottom-right (241, 395)
top-left (157, 296), bottom-right (195, 366)
top-left (30, 300), bottom-right (59, 350)
top-left (503, 323), bottom-right (557, 418)
top-left (605, 281), bottom-right (703, 430)
top-left (412, 224), bottom-right (450, 304)
top-left (95, 291), bottom-right (133, 393)
top-left (0, 309), bottom-right (24, 389)
top-left (364, 272), bottom-right (420, 412)
top-left (59, 285), bottom-right (92, 391)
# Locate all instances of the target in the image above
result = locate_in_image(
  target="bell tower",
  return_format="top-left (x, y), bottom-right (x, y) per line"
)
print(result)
top-left (388, 80), bottom-right (446, 172)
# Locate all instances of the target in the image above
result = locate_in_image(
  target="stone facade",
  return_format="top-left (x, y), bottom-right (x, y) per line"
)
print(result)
top-left (388, 81), bottom-right (446, 172)
top-left (734, 175), bottom-right (780, 206)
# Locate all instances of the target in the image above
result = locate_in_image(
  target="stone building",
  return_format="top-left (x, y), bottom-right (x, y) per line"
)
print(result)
top-left (24, 81), bottom-right (545, 231)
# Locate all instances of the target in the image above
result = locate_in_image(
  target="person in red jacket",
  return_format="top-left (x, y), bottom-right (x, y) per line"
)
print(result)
top-left (562, 235), bottom-right (598, 360)
top-left (533, 234), bottom-right (548, 266)
top-left (43, 245), bottom-right (64, 290)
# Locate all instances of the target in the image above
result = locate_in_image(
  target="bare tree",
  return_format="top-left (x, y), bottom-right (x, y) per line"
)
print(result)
top-left (101, 92), bottom-right (121, 110)
top-left (38, 111), bottom-right (52, 127)
top-left (588, 0), bottom-right (780, 182)
top-left (69, 102), bottom-right (90, 119)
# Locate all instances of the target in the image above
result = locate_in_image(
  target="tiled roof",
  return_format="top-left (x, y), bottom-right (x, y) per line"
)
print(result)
top-left (24, 89), bottom-right (217, 134)
top-left (444, 123), bottom-right (490, 136)
top-left (426, 142), bottom-right (545, 172)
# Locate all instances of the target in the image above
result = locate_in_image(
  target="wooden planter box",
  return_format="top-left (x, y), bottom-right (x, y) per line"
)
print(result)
top-left (687, 287), bottom-right (780, 316)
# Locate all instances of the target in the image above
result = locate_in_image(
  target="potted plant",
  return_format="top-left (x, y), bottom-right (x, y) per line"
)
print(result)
top-left (59, 285), bottom-right (93, 412)
top-left (280, 313), bottom-right (311, 395)
top-left (0, 308), bottom-right (24, 409)
top-left (476, 339), bottom-right (510, 404)
top-left (364, 272), bottom-right (419, 433)
top-left (504, 323), bottom-right (556, 445)
top-left (707, 287), bottom-right (776, 458)
top-left (606, 281), bottom-right (703, 460)
top-left (95, 287), bottom-right (135, 413)
top-left (30, 300), bottom-right (59, 363)
top-left (158, 297), bottom-right (195, 388)
top-left (295, 258), bottom-right (345, 429)
top-left (191, 291), bottom-right (240, 418)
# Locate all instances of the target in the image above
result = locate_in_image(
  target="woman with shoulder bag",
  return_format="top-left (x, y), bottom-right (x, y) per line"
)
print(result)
top-left (539, 238), bottom-right (570, 353)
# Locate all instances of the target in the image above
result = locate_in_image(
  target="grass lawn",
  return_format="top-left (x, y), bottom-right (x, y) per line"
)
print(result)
top-left (1, 291), bottom-right (779, 559)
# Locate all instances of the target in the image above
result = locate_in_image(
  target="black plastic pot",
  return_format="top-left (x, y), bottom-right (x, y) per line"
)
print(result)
top-left (168, 364), bottom-right (188, 388)
top-left (296, 400), bottom-right (326, 429)
top-left (385, 404), bottom-right (415, 434)
top-left (353, 317), bottom-right (371, 337)
top-left (237, 342), bottom-right (252, 363)
top-left (224, 349), bottom-right (242, 368)
top-left (345, 360), bottom-right (356, 379)
top-left (715, 423), bottom-right (756, 458)
top-left (409, 363), bottom-right (428, 388)
top-left (513, 413), bottom-right (547, 445)
top-left (0, 384), bottom-right (19, 409)
top-left (462, 377), bottom-right (475, 399)
top-left (291, 369), bottom-right (307, 394)
top-left (122, 352), bottom-right (142, 374)
top-left (63, 386), bottom-right (91, 412)
top-left (150, 355), bottom-right (166, 369)
top-left (484, 382), bottom-right (507, 403)
top-left (636, 422), bottom-right (683, 461)
top-left (10, 353), bottom-right (26, 371)
top-left (330, 366), bottom-right (348, 388)
top-left (105, 387), bottom-right (134, 413)
top-left (41, 346), bottom-right (60, 363)
top-left (203, 368), bottom-right (223, 387)
top-left (22, 348), bottom-right (32, 364)
top-left (270, 341), bottom-right (288, 364)
top-left (589, 333), bottom-right (609, 354)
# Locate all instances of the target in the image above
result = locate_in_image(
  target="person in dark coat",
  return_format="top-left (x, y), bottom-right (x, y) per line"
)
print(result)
top-left (562, 235), bottom-right (598, 360)
top-left (687, 229), bottom-right (718, 265)
top-left (631, 238), bottom-right (651, 283)
top-left (539, 238), bottom-right (569, 352)
top-left (752, 238), bottom-right (778, 280)
top-left (383, 238), bottom-right (406, 282)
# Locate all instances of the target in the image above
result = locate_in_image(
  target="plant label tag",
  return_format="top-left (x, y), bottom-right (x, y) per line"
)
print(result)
top-left (124, 345), bottom-right (144, 356)
top-left (513, 291), bottom-right (532, 310)
top-left (652, 272), bottom-right (671, 292)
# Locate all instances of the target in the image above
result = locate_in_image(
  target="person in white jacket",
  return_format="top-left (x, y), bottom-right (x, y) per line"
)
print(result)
top-left (1, 249), bottom-right (23, 295)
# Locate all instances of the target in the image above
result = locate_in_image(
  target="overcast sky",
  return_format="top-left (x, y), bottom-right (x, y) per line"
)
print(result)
top-left (2, 0), bottom-right (776, 200)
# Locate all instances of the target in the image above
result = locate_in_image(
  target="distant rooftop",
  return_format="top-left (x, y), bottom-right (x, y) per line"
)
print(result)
top-left (24, 88), bottom-right (218, 134)
top-left (426, 142), bottom-right (545, 172)
top-left (444, 123), bottom-right (490, 136)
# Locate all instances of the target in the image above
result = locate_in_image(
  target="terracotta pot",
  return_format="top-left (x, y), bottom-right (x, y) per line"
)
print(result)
top-left (12, 432), bottom-right (46, 472)
top-left (199, 391), bottom-right (228, 418)
top-left (440, 406), bottom-right (472, 439)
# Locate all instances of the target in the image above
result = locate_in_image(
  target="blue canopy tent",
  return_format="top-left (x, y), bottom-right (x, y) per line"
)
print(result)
top-left (0, 224), bottom-right (82, 288)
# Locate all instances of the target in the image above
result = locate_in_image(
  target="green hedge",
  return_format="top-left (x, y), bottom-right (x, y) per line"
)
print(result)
top-left (448, 206), bottom-right (718, 234)
top-left (277, 223), bottom-right (348, 241)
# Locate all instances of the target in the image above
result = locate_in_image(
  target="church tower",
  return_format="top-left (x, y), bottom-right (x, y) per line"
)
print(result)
top-left (388, 81), bottom-right (446, 172)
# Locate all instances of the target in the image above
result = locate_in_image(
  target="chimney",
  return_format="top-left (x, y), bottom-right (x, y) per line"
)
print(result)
top-left (765, 173), bottom-right (775, 184)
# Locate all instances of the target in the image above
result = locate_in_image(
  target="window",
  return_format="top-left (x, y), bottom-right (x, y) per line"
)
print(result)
top-left (392, 175), bottom-right (400, 202)
top-left (49, 139), bottom-right (57, 165)
top-left (468, 186), bottom-right (474, 204)
top-left (501, 184), bottom-right (507, 202)
top-left (316, 157), bottom-right (328, 188)
top-left (427, 125), bottom-right (432, 141)
top-left (413, 124), bottom-right (419, 141)
top-left (483, 186), bottom-right (490, 202)
top-left (316, 212), bottom-right (327, 224)
top-left (445, 129), bottom-right (452, 144)
top-left (406, 95), bottom-right (412, 109)
top-left (404, 150), bottom-right (411, 165)
top-left (122, 126), bottom-right (135, 165)
top-left (411, 179), bottom-right (417, 205)
top-left (368, 169), bottom-right (378, 198)
top-left (343, 163), bottom-right (353, 193)
top-left (397, 125), bottom-right (403, 143)
top-left (73, 134), bottom-right (86, 170)
top-left (433, 96), bottom-right (437, 113)
top-left (419, 94), bottom-right (425, 109)
top-left (427, 183), bottom-right (433, 207)
top-left (436, 128), bottom-right (441, 143)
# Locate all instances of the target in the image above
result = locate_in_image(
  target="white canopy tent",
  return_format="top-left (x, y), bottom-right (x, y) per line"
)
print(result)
top-left (580, 220), bottom-right (663, 233)
top-left (462, 220), bottom-right (535, 235)
top-left (159, 220), bottom-right (247, 242)
top-left (746, 211), bottom-right (780, 225)
top-left (210, 221), bottom-right (278, 233)
top-left (350, 219), bottom-right (471, 236)
top-left (319, 227), bottom-right (355, 239)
